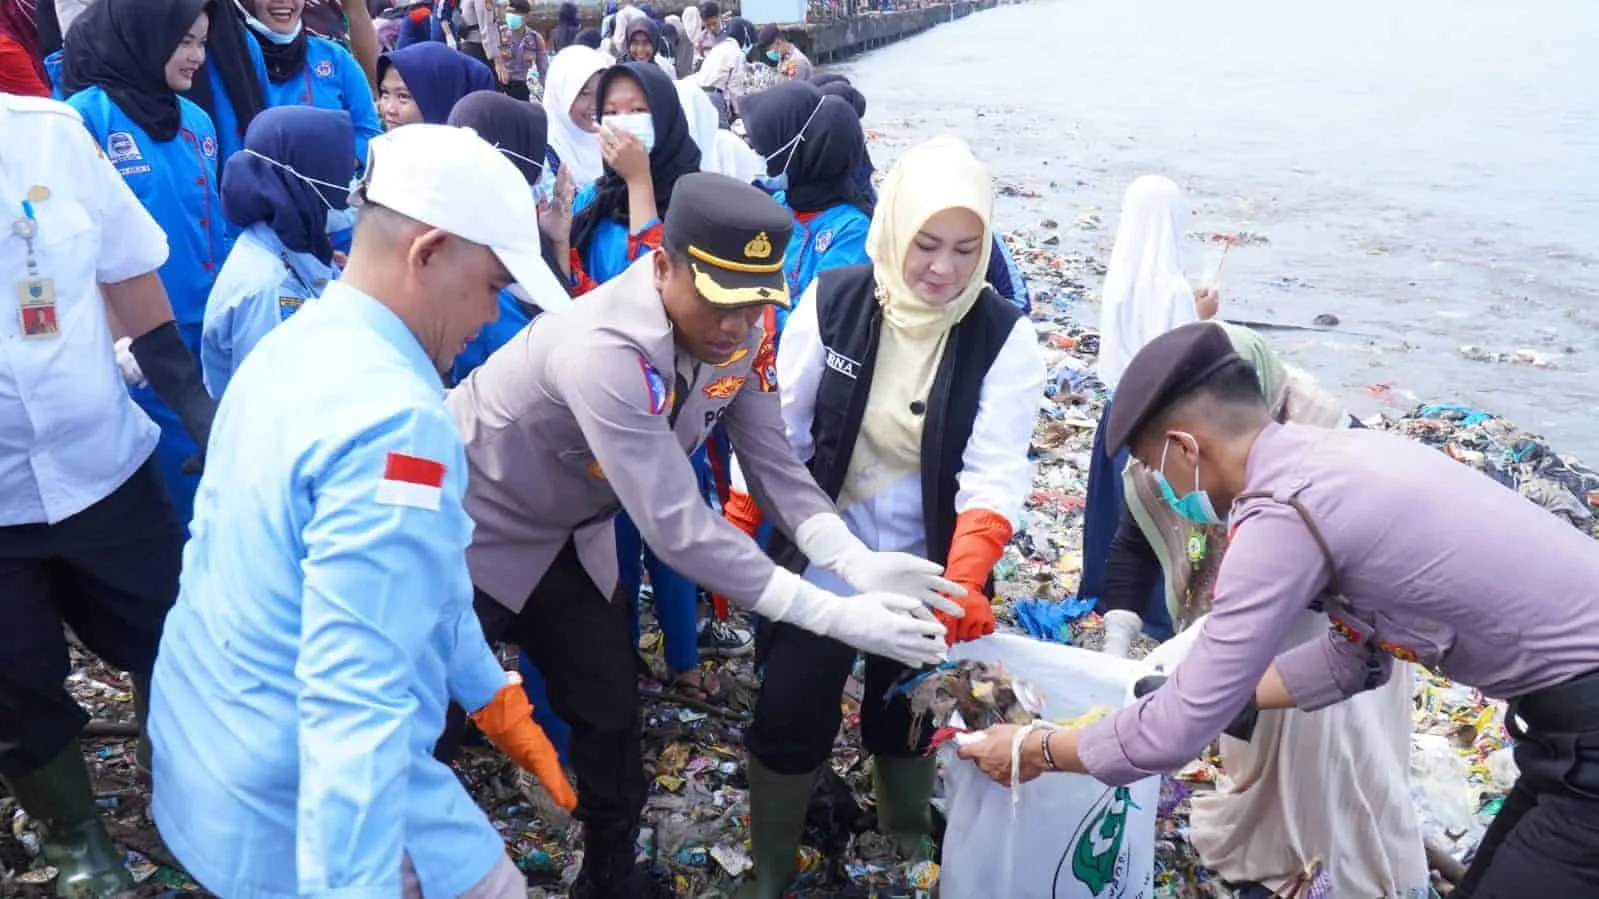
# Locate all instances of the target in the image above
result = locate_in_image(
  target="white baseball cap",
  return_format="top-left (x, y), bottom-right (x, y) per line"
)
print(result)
top-left (361, 124), bottom-right (572, 312)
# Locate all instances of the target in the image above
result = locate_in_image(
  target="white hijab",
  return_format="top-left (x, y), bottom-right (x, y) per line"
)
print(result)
top-left (544, 46), bottom-right (611, 190)
top-left (675, 81), bottom-right (765, 182)
top-left (1097, 174), bottom-right (1199, 389)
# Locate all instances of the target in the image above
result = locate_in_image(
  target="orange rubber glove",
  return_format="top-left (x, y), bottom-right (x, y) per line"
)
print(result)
top-left (469, 674), bottom-right (578, 812)
top-left (934, 508), bottom-right (1010, 645)
top-left (724, 488), bottom-right (765, 539)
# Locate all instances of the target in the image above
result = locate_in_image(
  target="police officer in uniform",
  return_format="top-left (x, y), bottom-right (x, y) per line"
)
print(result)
top-left (448, 171), bottom-right (960, 898)
top-left (0, 91), bottom-right (214, 898)
top-left (958, 322), bottom-right (1599, 899)
top-left (148, 124), bottom-right (572, 899)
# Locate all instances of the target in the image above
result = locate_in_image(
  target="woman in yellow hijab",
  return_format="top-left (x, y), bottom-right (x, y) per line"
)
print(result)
top-left (735, 136), bottom-right (1046, 898)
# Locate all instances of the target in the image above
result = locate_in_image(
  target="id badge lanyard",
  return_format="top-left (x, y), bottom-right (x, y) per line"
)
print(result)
top-left (12, 196), bottom-right (60, 340)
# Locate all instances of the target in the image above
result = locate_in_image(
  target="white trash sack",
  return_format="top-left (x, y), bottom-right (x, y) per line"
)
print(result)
top-left (938, 633), bottom-right (1164, 899)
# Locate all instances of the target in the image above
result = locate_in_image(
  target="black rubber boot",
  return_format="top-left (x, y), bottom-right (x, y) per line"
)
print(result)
top-left (569, 820), bottom-right (644, 899)
top-left (735, 755), bottom-right (816, 899)
top-left (1, 743), bottom-right (133, 898)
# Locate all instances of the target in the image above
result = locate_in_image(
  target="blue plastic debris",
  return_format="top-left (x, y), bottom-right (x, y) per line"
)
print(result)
top-left (1011, 596), bottom-right (1097, 644)
top-left (1418, 403), bottom-right (1493, 426)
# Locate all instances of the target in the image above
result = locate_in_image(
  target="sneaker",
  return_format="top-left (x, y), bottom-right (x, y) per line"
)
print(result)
top-left (697, 619), bottom-right (755, 658)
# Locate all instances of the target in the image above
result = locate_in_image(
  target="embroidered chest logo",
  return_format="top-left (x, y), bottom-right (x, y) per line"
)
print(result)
top-left (315, 59), bottom-right (335, 77)
top-left (702, 375), bottom-right (745, 399)
top-left (201, 136), bottom-right (218, 159)
top-left (637, 355), bottom-right (670, 414)
top-left (824, 348), bottom-right (859, 379)
top-left (107, 132), bottom-right (142, 163)
top-left (278, 296), bottom-right (304, 318)
top-left (814, 228), bottom-right (833, 254)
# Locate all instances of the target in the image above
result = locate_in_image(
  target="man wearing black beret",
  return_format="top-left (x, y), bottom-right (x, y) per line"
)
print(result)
top-left (958, 321), bottom-right (1599, 898)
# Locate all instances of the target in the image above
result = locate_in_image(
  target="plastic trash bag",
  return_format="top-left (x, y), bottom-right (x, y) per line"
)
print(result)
top-left (939, 634), bottom-right (1159, 899)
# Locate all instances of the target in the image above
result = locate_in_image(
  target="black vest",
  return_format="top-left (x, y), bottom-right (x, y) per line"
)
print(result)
top-left (773, 263), bottom-right (1022, 573)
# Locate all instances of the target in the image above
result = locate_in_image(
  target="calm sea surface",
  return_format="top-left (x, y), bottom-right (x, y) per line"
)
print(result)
top-left (836, 0), bottom-right (1599, 456)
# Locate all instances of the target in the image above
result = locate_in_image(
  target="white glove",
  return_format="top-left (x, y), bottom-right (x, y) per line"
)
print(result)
top-left (113, 337), bottom-right (147, 387)
top-left (795, 513), bottom-right (966, 617)
top-left (752, 567), bottom-right (948, 668)
top-left (1101, 609), bottom-right (1142, 659)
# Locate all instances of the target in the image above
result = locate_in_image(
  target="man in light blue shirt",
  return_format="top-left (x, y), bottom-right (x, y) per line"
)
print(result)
top-left (149, 124), bottom-right (573, 899)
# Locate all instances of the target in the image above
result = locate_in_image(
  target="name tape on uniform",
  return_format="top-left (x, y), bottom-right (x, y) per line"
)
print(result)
top-left (376, 452), bottom-right (446, 510)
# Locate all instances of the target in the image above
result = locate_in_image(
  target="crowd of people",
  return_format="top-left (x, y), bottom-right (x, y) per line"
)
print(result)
top-left (1, 1), bottom-right (1596, 898)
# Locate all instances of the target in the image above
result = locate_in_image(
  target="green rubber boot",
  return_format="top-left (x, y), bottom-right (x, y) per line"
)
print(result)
top-left (734, 756), bottom-right (815, 899)
top-left (873, 754), bottom-right (938, 859)
top-left (1, 743), bottom-right (133, 898)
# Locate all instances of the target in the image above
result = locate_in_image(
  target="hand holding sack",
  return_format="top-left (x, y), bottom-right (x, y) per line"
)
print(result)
top-left (796, 513), bottom-right (967, 617)
top-left (935, 509), bottom-right (1012, 645)
top-left (469, 673), bottom-right (578, 812)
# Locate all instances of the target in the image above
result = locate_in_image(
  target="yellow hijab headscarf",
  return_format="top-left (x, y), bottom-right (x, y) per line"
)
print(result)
top-left (839, 136), bottom-right (995, 511)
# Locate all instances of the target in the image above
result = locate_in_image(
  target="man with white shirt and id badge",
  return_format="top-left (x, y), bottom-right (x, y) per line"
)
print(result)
top-left (0, 92), bottom-right (215, 898)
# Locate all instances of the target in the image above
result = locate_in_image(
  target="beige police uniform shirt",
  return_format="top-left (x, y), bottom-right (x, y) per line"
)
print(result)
top-left (449, 256), bottom-right (835, 613)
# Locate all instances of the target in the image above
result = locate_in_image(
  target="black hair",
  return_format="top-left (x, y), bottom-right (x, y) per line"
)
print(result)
top-left (700, 1), bottom-right (721, 18)
top-left (1146, 357), bottom-right (1269, 440)
top-left (509, 0), bottom-right (532, 12)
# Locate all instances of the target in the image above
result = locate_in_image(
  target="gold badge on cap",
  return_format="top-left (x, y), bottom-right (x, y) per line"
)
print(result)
top-left (743, 232), bottom-right (773, 260)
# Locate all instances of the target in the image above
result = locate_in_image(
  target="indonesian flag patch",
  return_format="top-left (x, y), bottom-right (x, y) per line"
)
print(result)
top-left (376, 452), bottom-right (446, 511)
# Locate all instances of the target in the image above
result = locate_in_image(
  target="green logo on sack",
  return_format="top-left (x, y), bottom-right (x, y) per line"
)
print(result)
top-left (1056, 786), bottom-right (1132, 897)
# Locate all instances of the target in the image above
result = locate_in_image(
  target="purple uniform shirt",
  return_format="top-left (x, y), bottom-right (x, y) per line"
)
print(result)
top-left (1078, 421), bottom-right (1599, 786)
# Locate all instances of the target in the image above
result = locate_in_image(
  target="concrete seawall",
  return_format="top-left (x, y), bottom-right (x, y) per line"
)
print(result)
top-left (528, 1), bottom-right (1001, 64)
top-left (784, 0), bottom-right (998, 63)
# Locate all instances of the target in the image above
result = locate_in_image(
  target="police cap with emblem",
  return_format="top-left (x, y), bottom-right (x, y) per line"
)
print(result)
top-left (1104, 322), bottom-right (1242, 456)
top-left (664, 172), bottom-right (795, 309)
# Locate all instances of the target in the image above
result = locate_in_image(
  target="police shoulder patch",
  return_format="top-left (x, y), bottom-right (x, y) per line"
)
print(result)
top-left (637, 355), bottom-right (669, 414)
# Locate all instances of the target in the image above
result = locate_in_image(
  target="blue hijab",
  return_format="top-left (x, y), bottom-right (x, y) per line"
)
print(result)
top-left (379, 42), bottom-right (495, 124)
top-left (221, 106), bottom-right (357, 264)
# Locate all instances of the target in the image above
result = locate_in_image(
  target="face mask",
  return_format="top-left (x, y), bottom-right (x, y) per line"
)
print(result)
top-left (324, 207), bottom-right (357, 234)
top-left (756, 96), bottom-right (827, 195)
top-left (765, 49), bottom-right (780, 62)
top-left (532, 164), bottom-right (556, 206)
top-left (604, 112), bottom-right (655, 153)
top-left (506, 13), bottom-right (524, 29)
top-left (1154, 433), bottom-right (1224, 526)
top-left (237, 0), bottom-right (304, 45)
top-left (242, 148), bottom-right (353, 214)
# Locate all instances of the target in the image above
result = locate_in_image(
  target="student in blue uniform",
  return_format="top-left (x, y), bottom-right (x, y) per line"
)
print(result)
top-left (740, 81), bottom-right (873, 318)
top-left (46, 3), bottom-right (268, 165)
top-left (202, 106), bottom-right (355, 398)
top-left (556, 60), bottom-right (700, 292)
top-left (62, 0), bottom-right (231, 525)
top-left (237, 0), bottom-right (382, 166)
top-left (377, 40), bottom-right (495, 129)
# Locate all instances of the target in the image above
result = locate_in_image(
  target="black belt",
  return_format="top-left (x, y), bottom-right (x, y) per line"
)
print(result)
top-left (1513, 668), bottom-right (1599, 736)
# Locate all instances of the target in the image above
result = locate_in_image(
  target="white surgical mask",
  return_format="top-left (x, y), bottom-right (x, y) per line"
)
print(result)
top-left (236, 0), bottom-right (303, 45)
top-left (603, 112), bottom-right (655, 153)
top-left (532, 165), bottom-right (556, 206)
